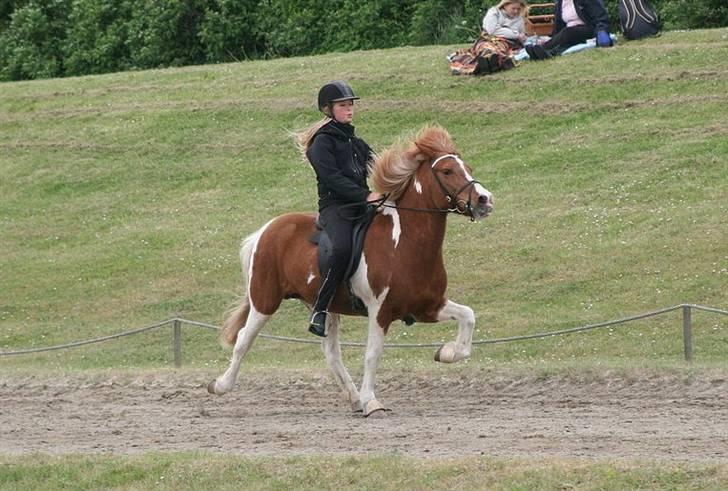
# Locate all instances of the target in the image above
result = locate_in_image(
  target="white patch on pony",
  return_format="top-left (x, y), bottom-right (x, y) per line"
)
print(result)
top-left (414, 178), bottom-right (423, 194)
top-left (381, 202), bottom-right (401, 248)
top-left (455, 156), bottom-right (493, 202)
top-left (435, 299), bottom-right (475, 363)
top-left (242, 219), bottom-right (273, 312)
top-left (351, 254), bottom-right (389, 411)
top-left (213, 303), bottom-right (270, 394)
top-left (350, 254), bottom-right (390, 308)
top-left (307, 271), bottom-right (316, 284)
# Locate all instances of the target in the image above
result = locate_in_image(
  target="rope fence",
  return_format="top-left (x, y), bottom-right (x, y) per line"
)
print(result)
top-left (0, 303), bottom-right (725, 366)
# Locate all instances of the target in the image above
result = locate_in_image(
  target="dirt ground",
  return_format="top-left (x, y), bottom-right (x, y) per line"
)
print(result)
top-left (1, 369), bottom-right (726, 461)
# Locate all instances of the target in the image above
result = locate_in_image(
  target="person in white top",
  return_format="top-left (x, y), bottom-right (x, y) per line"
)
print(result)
top-left (483, 0), bottom-right (529, 45)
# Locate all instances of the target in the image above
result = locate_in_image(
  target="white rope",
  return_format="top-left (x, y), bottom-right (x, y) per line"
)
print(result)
top-left (0, 319), bottom-right (173, 356)
top-left (0, 304), bottom-right (724, 356)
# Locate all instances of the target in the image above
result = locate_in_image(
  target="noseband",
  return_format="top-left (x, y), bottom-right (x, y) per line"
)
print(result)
top-left (430, 153), bottom-right (481, 220)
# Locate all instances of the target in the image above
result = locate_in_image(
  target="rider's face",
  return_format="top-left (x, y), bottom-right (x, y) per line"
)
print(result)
top-left (331, 100), bottom-right (354, 124)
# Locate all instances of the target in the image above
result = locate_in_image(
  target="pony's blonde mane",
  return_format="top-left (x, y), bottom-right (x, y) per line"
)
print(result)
top-left (371, 125), bottom-right (457, 200)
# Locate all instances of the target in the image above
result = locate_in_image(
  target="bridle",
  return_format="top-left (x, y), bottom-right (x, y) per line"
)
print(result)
top-left (429, 154), bottom-right (482, 218)
top-left (376, 154), bottom-right (482, 220)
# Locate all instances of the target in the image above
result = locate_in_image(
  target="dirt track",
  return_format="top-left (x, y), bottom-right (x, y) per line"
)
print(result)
top-left (1, 370), bottom-right (726, 461)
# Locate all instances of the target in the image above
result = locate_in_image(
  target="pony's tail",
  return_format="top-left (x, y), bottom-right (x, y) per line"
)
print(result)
top-left (220, 231), bottom-right (258, 347)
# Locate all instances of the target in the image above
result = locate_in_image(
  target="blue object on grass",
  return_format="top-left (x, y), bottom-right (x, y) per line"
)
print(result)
top-left (597, 30), bottom-right (613, 47)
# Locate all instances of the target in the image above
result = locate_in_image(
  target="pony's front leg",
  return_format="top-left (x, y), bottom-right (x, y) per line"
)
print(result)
top-left (359, 316), bottom-right (387, 417)
top-left (434, 299), bottom-right (475, 364)
top-left (322, 314), bottom-right (361, 412)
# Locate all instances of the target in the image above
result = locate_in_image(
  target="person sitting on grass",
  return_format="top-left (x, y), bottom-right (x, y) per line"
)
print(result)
top-left (483, 0), bottom-right (529, 47)
top-left (448, 0), bottom-right (528, 75)
top-left (525, 0), bottom-right (613, 60)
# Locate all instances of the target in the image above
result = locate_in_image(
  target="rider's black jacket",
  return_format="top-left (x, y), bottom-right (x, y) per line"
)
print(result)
top-left (306, 120), bottom-right (373, 211)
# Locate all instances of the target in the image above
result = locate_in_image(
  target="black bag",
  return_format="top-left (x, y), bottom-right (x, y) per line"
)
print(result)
top-left (619, 0), bottom-right (661, 40)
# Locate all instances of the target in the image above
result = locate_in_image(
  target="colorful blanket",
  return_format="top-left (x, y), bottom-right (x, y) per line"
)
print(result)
top-left (447, 34), bottom-right (519, 76)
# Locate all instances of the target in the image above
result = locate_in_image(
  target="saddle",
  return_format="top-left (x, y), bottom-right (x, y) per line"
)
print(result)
top-left (309, 206), bottom-right (377, 315)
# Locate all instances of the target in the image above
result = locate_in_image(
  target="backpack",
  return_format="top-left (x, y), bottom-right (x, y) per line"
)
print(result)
top-left (619, 0), bottom-right (661, 40)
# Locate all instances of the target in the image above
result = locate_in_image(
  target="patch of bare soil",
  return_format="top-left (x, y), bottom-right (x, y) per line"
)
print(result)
top-left (1, 369), bottom-right (725, 461)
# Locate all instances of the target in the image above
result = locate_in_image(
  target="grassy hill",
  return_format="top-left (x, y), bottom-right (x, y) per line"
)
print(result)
top-left (1, 29), bottom-right (726, 372)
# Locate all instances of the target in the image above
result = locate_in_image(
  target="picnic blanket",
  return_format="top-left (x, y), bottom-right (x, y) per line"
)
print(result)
top-left (447, 34), bottom-right (519, 76)
top-left (514, 33), bottom-right (618, 61)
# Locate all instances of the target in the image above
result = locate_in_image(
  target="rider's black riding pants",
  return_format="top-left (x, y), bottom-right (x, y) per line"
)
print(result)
top-left (312, 204), bottom-right (362, 314)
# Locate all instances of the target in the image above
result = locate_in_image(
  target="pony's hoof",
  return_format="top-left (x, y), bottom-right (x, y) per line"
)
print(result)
top-left (207, 380), bottom-right (218, 395)
top-left (434, 343), bottom-right (456, 363)
top-left (363, 399), bottom-right (386, 418)
top-left (341, 390), bottom-right (362, 412)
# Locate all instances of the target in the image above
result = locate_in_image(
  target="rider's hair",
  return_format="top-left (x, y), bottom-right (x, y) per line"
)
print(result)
top-left (293, 116), bottom-right (331, 157)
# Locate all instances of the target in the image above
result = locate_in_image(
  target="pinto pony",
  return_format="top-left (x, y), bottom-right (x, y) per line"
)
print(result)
top-left (208, 126), bottom-right (494, 416)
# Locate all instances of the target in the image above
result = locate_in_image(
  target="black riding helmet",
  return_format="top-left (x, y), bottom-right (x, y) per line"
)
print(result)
top-left (317, 80), bottom-right (360, 115)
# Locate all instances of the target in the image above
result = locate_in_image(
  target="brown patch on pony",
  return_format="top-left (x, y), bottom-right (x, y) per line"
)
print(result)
top-left (371, 125), bottom-right (457, 200)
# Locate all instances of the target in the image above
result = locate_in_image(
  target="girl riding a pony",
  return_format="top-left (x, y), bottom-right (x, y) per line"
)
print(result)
top-left (298, 81), bottom-right (383, 337)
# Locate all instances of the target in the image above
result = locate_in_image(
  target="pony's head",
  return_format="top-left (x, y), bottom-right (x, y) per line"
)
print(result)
top-left (371, 125), bottom-right (493, 220)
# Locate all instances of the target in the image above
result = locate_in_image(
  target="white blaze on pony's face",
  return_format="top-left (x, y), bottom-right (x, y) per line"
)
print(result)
top-left (430, 154), bottom-right (494, 220)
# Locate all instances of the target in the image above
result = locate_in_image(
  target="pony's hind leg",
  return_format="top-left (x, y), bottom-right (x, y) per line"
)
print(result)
top-left (208, 305), bottom-right (270, 395)
top-left (322, 314), bottom-right (361, 412)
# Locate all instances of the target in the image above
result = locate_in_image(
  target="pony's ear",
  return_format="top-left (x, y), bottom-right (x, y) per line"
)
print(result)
top-left (404, 146), bottom-right (427, 165)
top-left (413, 125), bottom-right (455, 159)
top-left (412, 142), bottom-right (432, 160)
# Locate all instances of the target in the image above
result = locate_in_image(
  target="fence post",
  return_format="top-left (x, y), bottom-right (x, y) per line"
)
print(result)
top-left (173, 319), bottom-right (182, 368)
top-left (682, 305), bottom-right (693, 362)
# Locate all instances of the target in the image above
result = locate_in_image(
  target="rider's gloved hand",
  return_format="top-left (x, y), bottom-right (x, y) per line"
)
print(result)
top-left (596, 30), bottom-right (613, 48)
top-left (366, 192), bottom-right (384, 203)
top-left (366, 192), bottom-right (386, 213)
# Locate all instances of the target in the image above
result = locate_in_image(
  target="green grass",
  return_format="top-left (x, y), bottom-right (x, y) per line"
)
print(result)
top-left (1, 453), bottom-right (726, 490)
top-left (1, 29), bottom-right (727, 372)
top-left (1, 30), bottom-right (727, 490)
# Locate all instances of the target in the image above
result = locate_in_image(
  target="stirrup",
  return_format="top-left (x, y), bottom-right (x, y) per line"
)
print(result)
top-left (308, 310), bottom-right (328, 338)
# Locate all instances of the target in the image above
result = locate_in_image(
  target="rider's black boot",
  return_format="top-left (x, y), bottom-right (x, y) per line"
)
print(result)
top-left (308, 310), bottom-right (328, 337)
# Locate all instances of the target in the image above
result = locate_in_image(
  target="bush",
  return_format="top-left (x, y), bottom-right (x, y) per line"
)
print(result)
top-left (0, 0), bottom-right (69, 80)
top-left (126, 0), bottom-right (207, 69)
top-left (198, 0), bottom-right (263, 62)
top-left (323, 0), bottom-right (415, 51)
top-left (652, 0), bottom-right (728, 30)
top-left (409, 0), bottom-right (482, 45)
top-left (1, 0), bottom-right (727, 81)
top-left (62, 0), bottom-right (134, 76)
top-left (252, 0), bottom-right (327, 58)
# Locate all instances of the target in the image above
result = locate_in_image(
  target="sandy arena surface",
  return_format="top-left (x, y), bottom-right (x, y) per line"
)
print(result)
top-left (1, 369), bottom-right (726, 461)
